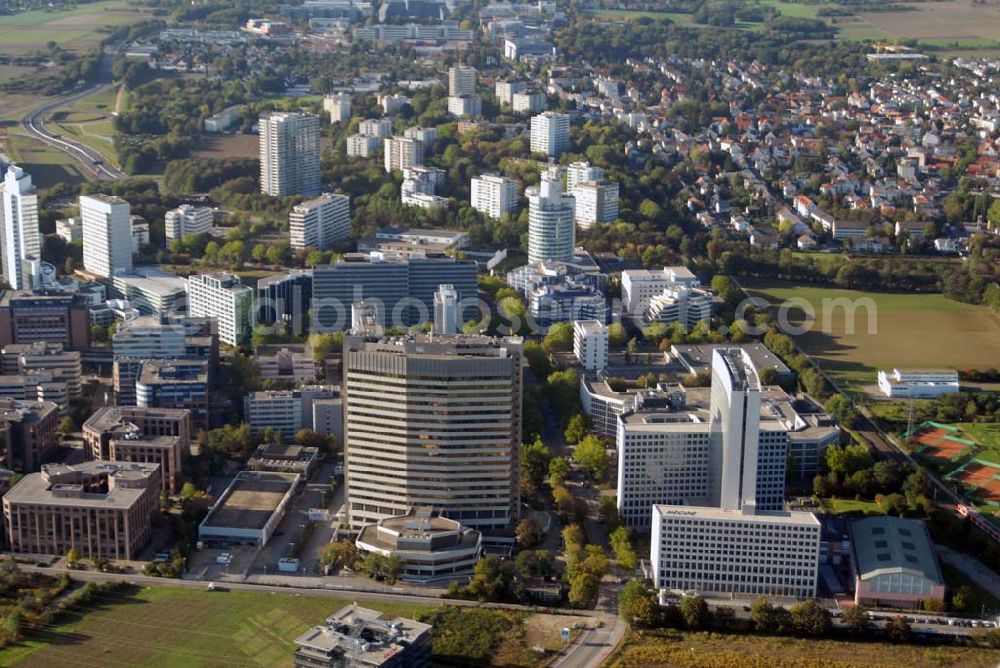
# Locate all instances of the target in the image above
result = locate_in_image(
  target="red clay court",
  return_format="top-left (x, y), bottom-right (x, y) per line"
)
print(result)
top-left (951, 461), bottom-right (1000, 503)
top-left (912, 426), bottom-right (974, 462)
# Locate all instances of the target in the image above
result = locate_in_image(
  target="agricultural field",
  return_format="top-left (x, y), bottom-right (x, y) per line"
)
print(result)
top-left (0, 585), bottom-right (574, 668)
top-left (612, 629), bottom-right (1000, 668)
top-left (744, 281), bottom-right (1000, 393)
top-left (847, 0), bottom-right (1000, 51)
top-left (0, 0), bottom-right (149, 55)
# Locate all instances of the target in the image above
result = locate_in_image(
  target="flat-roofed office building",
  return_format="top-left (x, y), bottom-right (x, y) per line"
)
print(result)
top-left (343, 335), bottom-right (522, 533)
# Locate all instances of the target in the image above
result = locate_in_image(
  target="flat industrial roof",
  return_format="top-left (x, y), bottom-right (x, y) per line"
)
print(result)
top-left (202, 472), bottom-right (298, 530)
top-left (850, 516), bottom-right (942, 584)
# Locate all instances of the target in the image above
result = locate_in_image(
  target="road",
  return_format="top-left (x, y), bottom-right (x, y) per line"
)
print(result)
top-left (19, 46), bottom-right (125, 180)
top-left (551, 618), bottom-right (626, 668)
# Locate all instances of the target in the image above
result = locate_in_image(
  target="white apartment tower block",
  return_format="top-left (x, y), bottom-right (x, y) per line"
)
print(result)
top-left (80, 194), bottom-right (132, 279)
top-left (164, 204), bottom-right (213, 241)
top-left (573, 181), bottom-right (619, 229)
top-left (530, 111), bottom-right (570, 157)
top-left (471, 174), bottom-right (518, 220)
top-left (0, 165), bottom-right (41, 290)
top-left (186, 273), bottom-right (253, 346)
top-left (573, 320), bottom-right (608, 372)
top-left (384, 136), bottom-right (424, 173)
top-left (259, 112), bottom-right (322, 197)
top-left (323, 93), bottom-right (352, 123)
top-left (566, 162), bottom-right (604, 193)
top-left (527, 169), bottom-right (575, 263)
top-left (289, 193), bottom-right (350, 251)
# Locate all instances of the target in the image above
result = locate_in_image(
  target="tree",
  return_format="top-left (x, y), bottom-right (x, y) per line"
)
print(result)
top-left (825, 443), bottom-right (873, 476)
top-left (522, 340), bottom-right (552, 378)
top-left (516, 517), bottom-right (542, 549)
top-left (607, 322), bottom-right (628, 347)
top-left (610, 526), bottom-right (638, 570)
top-left (680, 596), bottom-right (710, 629)
top-left (872, 461), bottom-right (902, 490)
top-left (790, 599), bottom-right (831, 636)
top-left (515, 549), bottom-right (555, 578)
top-left (750, 596), bottom-right (779, 632)
top-left (548, 456), bottom-right (571, 487)
top-left (885, 615), bottom-right (911, 642)
top-left (543, 321), bottom-right (574, 352)
top-left (713, 606), bottom-right (736, 631)
top-left (180, 482), bottom-right (197, 500)
top-left (568, 572), bottom-right (599, 608)
top-left (619, 579), bottom-right (657, 627)
top-left (57, 416), bottom-right (76, 438)
top-left (841, 604), bottom-right (870, 635)
top-left (318, 541), bottom-right (356, 573)
top-left (573, 435), bottom-right (609, 481)
top-left (599, 495), bottom-right (620, 529)
top-left (951, 586), bottom-right (971, 612)
top-left (824, 394), bottom-right (858, 428)
top-left (813, 474), bottom-right (833, 498)
top-left (520, 438), bottom-right (553, 496)
top-left (564, 413), bottom-right (589, 445)
top-left (66, 548), bottom-right (81, 567)
top-left (552, 485), bottom-right (576, 519)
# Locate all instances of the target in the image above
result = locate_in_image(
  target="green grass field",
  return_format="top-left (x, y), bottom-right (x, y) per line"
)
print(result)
top-left (0, 0), bottom-right (147, 54)
top-left (3, 131), bottom-right (89, 189)
top-left (821, 498), bottom-right (883, 515)
top-left (0, 585), bottom-right (433, 667)
top-left (612, 629), bottom-right (1000, 668)
top-left (957, 423), bottom-right (1000, 465)
top-left (745, 281), bottom-right (1000, 393)
top-left (44, 84), bottom-right (122, 166)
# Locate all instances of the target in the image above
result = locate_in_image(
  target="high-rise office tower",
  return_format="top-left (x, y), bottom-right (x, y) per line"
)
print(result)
top-left (471, 174), bottom-right (518, 220)
top-left (259, 112), bottom-right (322, 197)
top-left (527, 169), bottom-right (575, 263)
top-left (433, 284), bottom-right (459, 334)
top-left (529, 111), bottom-right (569, 157)
top-left (383, 136), bottom-right (424, 173)
top-left (342, 335), bottom-right (522, 532)
top-left (448, 65), bottom-right (477, 97)
top-left (289, 193), bottom-right (350, 251)
top-left (0, 165), bottom-right (41, 290)
top-left (80, 194), bottom-right (132, 279)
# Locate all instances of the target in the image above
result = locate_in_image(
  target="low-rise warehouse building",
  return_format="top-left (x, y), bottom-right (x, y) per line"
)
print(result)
top-left (294, 604), bottom-right (431, 668)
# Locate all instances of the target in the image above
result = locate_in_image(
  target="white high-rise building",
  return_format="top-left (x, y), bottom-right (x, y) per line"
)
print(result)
top-left (358, 119), bottom-right (393, 138)
top-left (289, 193), bottom-right (350, 251)
top-left (433, 284), bottom-right (459, 334)
top-left (259, 112), bottom-right (321, 197)
top-left (383, 136), bottom-right (424, 173)
top-left (573, 181), bottom-right (619, 228)
top-left (186, 273), bottom-right (253, 346)
top-left (447, 95), bottom-right (482, 118)
top-left (527, 169), bottom-right (574, 263)
top-left (471, 174), bottom-right (518, 220)
top-left (164, 205), bottom-right (213, 241)
top-left (530, 111), bottom-right (569, 157)
top-left (566, 161), bottom-right (604, 193)
top-left (512, 91), bottom-right (546, 114)
top-left (495, 79), bottom-right (527, 105)
top-left (323, 93), bottom-right (352, 123)
top-left (646, 349), bottom-right (821, 599)
top-left (80, 194), bottom-right (132, 279)
top-left (0, 165), bottom-right (41, 290)
top-left (573, 320), bottom-right (608, 372)
top-left (342, 335), bottom-right (522, 532)
top-left (448, 65), bottom-right (477, 97)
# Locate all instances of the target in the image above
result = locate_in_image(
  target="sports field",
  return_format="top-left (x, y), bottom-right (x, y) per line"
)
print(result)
top-left (0, 0), bottom-right (148, 55)
top-left (949, 459), bottom-right (1000, 504)
top-left (745, 281), bottom-right (1000, 392)
top-left (909, 423), bottom-right (977, 464)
